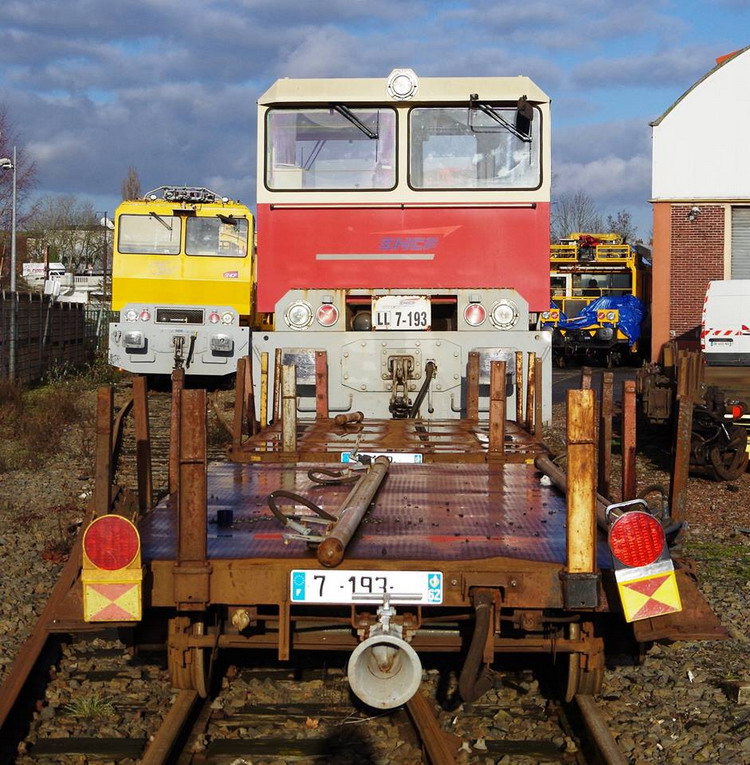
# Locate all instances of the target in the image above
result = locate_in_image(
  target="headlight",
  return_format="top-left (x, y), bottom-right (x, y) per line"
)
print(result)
top-left (595, 327), bottom-right (614, 341)
top-left (285, 300), bottom-right (314, 329)
top-left (464, 303), bottom-right (487, 327)
top-left (221, 311), bottom-right (234, 325)
top-left (124, 308), bottom-right (138, 322)
top-left (489, 300), bottom-right (519, 329)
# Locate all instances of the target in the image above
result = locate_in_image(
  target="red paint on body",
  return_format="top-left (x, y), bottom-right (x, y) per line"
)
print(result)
top-left (256, 204), bottom-right (551, 312)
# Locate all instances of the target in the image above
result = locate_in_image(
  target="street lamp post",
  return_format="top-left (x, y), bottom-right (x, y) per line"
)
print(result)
top-left (0, 147), bottom-right (17, 379)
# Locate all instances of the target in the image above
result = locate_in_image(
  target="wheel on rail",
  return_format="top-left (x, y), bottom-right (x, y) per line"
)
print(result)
top-left (168, 616), bottom-right (218, 698)
top-left (562, 622), bottom-right (604, 702)
top-left (708, 432), bottom-right (749, 481)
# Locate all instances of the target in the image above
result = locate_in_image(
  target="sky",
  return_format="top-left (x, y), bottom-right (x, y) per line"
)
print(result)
top-left (0, 0), bottom-right (748, 242)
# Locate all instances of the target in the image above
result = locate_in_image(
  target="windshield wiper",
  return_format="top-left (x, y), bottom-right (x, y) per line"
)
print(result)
top-left (149, 211), bottom-right (173, 231)
top-left (217, 214), bottom-right (239, 225)
top-left (331, 104), bottom-right (378, 139)
top-left (469, 94), bottom-right (532, 142)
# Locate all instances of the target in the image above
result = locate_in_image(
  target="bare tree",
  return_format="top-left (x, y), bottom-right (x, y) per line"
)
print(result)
top-left (551, 190), bottom-right (604, 242)
top-left (26, 195), bottom-right (104, 273)
top-left (606, 210), bottom-right (638, 243)
top-left (121, 166), bottom-right (142, 201)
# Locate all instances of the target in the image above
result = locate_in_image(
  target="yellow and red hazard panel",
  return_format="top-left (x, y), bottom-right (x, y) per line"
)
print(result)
top-left (82, 515), bottom-right (143, 622)
top-left (607, 501), bottom-right (682, 623)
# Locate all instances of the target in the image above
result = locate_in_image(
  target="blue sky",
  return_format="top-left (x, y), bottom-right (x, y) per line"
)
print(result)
top-left (0, 0), bottom-right (748, 241)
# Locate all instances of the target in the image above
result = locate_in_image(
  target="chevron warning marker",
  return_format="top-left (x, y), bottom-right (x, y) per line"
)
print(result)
top-left (83, 581), bottom-right (141, 622)
top-left (616, 570), bottom-right (682, 623)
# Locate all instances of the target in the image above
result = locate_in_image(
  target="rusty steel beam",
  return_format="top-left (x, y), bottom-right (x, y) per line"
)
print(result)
top-left (174, 388), bottom-right (211, 610)
top-left (94, 386), bottom-right (113, 517)
top-left (169, 368), bottom-right (185, 496)
top-left (525, 352), bottom-right (536, 431)
top-left (598, 372), bottom-right (613, 499)
top-left (334, 411), bottom-right (364, 426)
top-left (317, 456), bottom-right (391, 567)
top-left (534, 356), bottom-right (543, 436)
top-left (466, 351), bottom-right (479, 419)
top-left (515, 350), bottom-right (524, 424)
top-left (580, 366), bottom-right (592, 390)
top-left (488, 360), bottom-right (506, 454)
top-left (566, 389), bottom-right (597, 574)
top-left (406, 692), bottom-right (461, 765)
top-left (281, 364), bottom-right (297, 453)
top-left (272, 347), bottom-right (282, 423)
top-left (232, 356), bottom-right (248, 450)
top-left (670, 355), bottom-right (695, 524)
top-left (315, 350), bottom-right (329, 419)
top-left (132, 375), bottom-right (153, 513)
top-left (621, 380), bottom-right (637, 500)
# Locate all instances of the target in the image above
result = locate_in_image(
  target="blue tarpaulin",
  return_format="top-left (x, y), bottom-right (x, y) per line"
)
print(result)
top-left (544, 295), bottom-right (646, 346)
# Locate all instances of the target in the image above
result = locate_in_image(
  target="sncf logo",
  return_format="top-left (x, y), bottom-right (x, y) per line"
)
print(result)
top-left (380, 236), bottom-right (439, 252)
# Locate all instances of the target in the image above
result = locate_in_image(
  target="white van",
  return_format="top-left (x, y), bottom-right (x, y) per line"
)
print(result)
top-left (701, 280), bottom-right (750, 365)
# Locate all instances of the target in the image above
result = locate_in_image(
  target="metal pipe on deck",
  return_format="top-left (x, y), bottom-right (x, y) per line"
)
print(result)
top-left (317, 455), bottom-right (391, 567)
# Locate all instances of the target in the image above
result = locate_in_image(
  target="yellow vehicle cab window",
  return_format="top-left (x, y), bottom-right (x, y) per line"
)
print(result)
top-left (118, 213), bottom-right (181, 255)
top-left (186, 216), bottom-right (249, 258)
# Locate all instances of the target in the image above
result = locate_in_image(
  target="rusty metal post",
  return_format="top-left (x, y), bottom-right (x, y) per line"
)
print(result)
top-left (94, 386), bottom-right (113, 517)
top-left (525, 351), bottom-right (536, 431)
top-left (272, 347), bottom-right (282, 423)
top-left (598, 372), bottom-right (613, 499)
top-left (466, 351), bottom-right (480, 419)
top-left (580, 366), bottom-right (592, 390)
top-left (132, 375), bottom-right (153, 513)
top-left (315, 350), bottom-right (329, 419)
top-left (281, 363), bottom-right (297, 453)
top-left (169, 368), bottom-right (185, 496)
top-left (317, 456), bottom-right (390, 567)
top-left (534, 356), bottom-right (543, 436)
top-left (621, 379), bottom-right (637, 500)
top-left (243, 353), bottom-right (258, 435)
top-left (259, 351), bottom-right (269, 428)
top-left (488, 360), bottom-right (506, 454)
top-left (566, 389), bottom-right (597, 572)
top-left (232, 356), bottom-right (247, 449)
top-left (669, 355), bottom-right (695, 524)
top-left (174, 388), bottom-right (211, 610)
top-left (515, 350), bottom-right (524, 424)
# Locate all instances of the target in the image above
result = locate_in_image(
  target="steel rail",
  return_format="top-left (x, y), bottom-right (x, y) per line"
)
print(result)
top-left (575, 694), bottom-right (629, 765)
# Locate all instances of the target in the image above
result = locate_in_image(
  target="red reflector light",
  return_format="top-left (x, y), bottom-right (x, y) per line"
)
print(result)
top-left (609, 511), bottom-right (665, 568)
top-left (731, 403), bottom-right (746, 420)
top-left (83, 515), bottom-right (139, 570)
top-left (209, 312), bottom-right (221, 324)
top-left (464, 303), bottom-right (487, 327)
top-left (316, 303), bottom-right (339, 327)
top-left (139, 310), bottom-right (151, 322)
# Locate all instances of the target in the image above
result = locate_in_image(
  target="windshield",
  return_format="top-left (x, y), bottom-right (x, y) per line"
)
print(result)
top-left (118, 214), bottom-right (181, 255)
top-left (410, 106), bottom-right (541, 189)
top-left (186, 217), bottom-right (249, 257)
top-left (266, 108), bottom-right (397, 190)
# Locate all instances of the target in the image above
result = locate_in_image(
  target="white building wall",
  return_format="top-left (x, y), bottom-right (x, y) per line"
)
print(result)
top-left (652, 49), bottom-right (750, 201)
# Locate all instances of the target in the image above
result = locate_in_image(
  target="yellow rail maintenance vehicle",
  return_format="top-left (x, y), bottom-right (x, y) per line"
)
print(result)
top-left (109, 186), bottom-right (261, 377)
top-left (542, 232), bottom-right (651, 367)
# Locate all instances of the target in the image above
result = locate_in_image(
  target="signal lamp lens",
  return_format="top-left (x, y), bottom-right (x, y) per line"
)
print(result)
top-left (285, 301), bottom-right (314, 329)
top-left (139, 310), bottom-right (151, 322)
top-left (124, 309), bottom-right (138, 322)
top-left (490, 300), bottom-right (519, 329)
top-left (83, 515), bottom-right (139, 570)
top-left (607, 311), bottom-right (616, 321)
top-left (221, 311), bottom-right (234, 324)
top-left (316, 303), bottom-right (339, 327)
top-left (609, 511), bottom-right (665, 568)
top-left (731, 402), bottom-right (747, 420)
top-left (464, 303), bottom-right (487, 327)
top-left (209, 312), bottom-right (221, 324)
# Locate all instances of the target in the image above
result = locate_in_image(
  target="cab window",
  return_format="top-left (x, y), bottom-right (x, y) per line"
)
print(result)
top-left (186, 217), bottom-right (249, 257)
top-left (118, 214), bottom-right (181, 255)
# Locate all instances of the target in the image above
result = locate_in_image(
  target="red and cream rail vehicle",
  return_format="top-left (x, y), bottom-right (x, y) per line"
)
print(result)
top-left (253, 68), bottom-right (551, 421)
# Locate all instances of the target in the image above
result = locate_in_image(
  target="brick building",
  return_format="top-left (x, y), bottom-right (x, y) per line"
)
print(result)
top-left (650, 45), bottom-right (750, 360)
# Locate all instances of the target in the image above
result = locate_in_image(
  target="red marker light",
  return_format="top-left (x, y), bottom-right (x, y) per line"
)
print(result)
top-left (83, 515), bottom-right (140, 570)
top-left (316, 304), bottom-right (339, 327)
top-left (464, 303), bottom-right (487, 327)
top-left (731, 402), bottom-right (746, 420)
top-left (608, 511), bottom-right (665, 568)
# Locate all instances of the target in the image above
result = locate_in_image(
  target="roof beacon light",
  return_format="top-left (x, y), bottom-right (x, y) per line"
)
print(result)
top-left (387, 69), bottom-right (419, 100)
